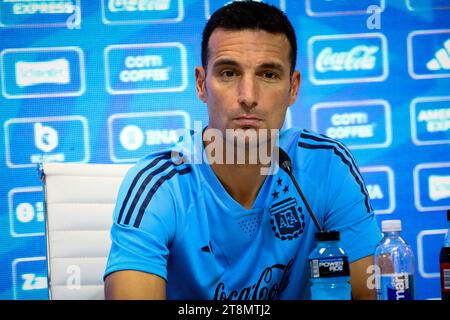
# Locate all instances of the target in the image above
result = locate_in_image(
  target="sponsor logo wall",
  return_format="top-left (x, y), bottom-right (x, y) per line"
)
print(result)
top-left (0, 0), bottom-right (448, 300)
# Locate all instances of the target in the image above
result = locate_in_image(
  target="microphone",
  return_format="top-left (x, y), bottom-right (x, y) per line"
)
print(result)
top-left (277, 147), bottom-right (324, 233)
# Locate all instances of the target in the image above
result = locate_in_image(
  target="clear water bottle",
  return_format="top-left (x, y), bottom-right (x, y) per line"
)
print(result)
top-left (440, 209), bottom-right (450, 300)
top-left (374, 220), bottom-right (415, 300)
top-left (309, 230), bottom-right (351, 300)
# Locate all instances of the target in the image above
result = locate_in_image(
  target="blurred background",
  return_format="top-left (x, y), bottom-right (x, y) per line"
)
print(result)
top-left (0, 0), bottom-right (449, 300)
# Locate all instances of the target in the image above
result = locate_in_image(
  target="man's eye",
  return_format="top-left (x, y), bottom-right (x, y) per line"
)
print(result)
top-left (220, 70), bottom-right (236, 78)
top-left (263, 72), bottom-right (278, 79)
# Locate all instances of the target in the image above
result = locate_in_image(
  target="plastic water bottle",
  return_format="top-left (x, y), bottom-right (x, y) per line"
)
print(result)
top-left (440, 209), bottom-right (450, 300)
top-left (309, 230), bottom-right (351, 300)
top-left (374, 220), bottom-right (415, 300)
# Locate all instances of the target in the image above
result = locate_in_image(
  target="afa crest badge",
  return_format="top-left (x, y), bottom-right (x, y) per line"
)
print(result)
top-left (269, 197), bottom-right (305, 240)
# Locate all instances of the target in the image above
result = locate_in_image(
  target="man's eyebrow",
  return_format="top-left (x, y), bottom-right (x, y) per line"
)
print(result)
top-left (258, 62), bottom-right (286, 73)
top-left (211, 59), bottom-right (241, 69)
top-left (211, 59), bottom-right (287, 73)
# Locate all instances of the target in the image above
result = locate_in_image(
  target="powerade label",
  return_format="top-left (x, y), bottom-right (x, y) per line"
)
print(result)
top-left (378, 273), bottom-right (414, 300)
top-left (310, 257), bottom-right (350, 278)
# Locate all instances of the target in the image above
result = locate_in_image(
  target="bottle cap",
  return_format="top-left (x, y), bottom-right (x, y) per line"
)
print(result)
top-left (382, 219), bottom-right (402, 232)
top-left (315, 230), bottom-right (340, 241)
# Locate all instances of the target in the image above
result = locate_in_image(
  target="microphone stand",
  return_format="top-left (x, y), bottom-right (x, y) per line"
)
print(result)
top-left (277, 147), bottom-right (324, 233)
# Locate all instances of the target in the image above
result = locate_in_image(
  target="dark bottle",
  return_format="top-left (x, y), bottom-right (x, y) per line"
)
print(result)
top-left (440, 210), bottom-right (450, 300)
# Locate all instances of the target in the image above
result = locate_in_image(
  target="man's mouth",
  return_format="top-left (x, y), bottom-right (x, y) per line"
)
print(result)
top-left (233, 115), bottom-right (262, 127)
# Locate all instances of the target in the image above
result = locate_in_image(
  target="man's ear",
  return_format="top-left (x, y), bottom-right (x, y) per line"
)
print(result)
top-left (288, 71), bottom-right (301, 106)
top-left (195, 66), bottom-right (207, 103)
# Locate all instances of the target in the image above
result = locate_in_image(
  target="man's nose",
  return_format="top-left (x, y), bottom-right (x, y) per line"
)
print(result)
top-left (237, 75), bottom-right (258, 109)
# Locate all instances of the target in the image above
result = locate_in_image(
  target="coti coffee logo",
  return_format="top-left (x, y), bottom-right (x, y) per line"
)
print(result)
top-left (311, 100), bottom-right (392, 149)
top-left (308, 33), bottom-right (388, 85)
top-left (119, 55), bottom-right (167, 83)
top-left (105, 43), bottom-right (187, 94)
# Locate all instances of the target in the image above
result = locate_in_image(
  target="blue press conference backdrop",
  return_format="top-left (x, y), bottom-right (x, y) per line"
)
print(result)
top-left (0, 0), bottom-right (449, 300)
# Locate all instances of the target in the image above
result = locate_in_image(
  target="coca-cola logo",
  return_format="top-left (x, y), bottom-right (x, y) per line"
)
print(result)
top-left (308, 34), bottom-right (388, 85)
top-left (213, 259), bottom-right (294, 300)
top-left (316, 45), bottom-right (379, 73)
top-left (108, 0), bottom-right (171, 12)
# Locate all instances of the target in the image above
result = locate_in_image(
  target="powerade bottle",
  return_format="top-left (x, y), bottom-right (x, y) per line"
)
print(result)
top-left (440, 209), bottom-right (450, 300)
top-left (374, 220), bottom-right (415, 300)
top-left (309, 230), bottom-right (351, 300)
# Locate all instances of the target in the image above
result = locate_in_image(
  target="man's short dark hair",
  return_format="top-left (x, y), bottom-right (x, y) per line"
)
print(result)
top-left (201, 0), bottom-right (297, 74)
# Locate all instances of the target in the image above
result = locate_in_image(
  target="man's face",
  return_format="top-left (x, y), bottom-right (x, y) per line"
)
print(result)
top-left (195, 28), bottom-right (301, 141)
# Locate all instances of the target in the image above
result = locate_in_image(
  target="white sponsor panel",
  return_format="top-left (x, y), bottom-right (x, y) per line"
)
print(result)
top-left (311, 100), bottom-right (392, 149)
top-left (108, 110), bottom-right (190, 162)
top-left (0, 0), bottom-right (81, 28)
top-left (411, 96), bottom-right (450, 146)
top-left (414, 162), bottom-right (450, 212)
top-left (308, 33), bottom-right (388, 85)
top-left (306, 0), bottom-right (385, 17)
top-left (101, 0), bottom-right (184, 25)
top-left (406, 0), bottom-right (450, 11)
top-left (429, 175), bottom-right (450, 202)
top-left (407, 29), bottom-right (450, 79)
top-left (12, 257), bottom-right (48, 300)
top-left (4, 116), bottom-right (90, 168)
top-left (0, 46), bottom-right (85, 99)
top-left (360, 166), bottom-right (396, 215)
top-left (8, 187), bottom-right (45, 238)
top-left (104, 42), bottom-right (188, 95)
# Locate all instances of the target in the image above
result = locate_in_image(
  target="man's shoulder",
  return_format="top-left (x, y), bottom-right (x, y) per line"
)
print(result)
top-left (281, 128), bottom-right (357, 174)
top-left (281, 128), bottom-right (349, 151)
top-left (112, 148), bottom-right (197, 229)
top-left (122, 148), bottom-right (196, 194)
top-left (282, 128), bottom-right (351, 155)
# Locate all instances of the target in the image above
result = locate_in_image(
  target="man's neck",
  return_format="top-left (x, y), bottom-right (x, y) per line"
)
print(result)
top-left (203, 133), bottom-right (268, 210)
top-left (210, 162), bottom-right (267, 210)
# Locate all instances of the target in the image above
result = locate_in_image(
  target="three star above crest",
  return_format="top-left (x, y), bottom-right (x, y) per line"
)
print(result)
top-left (273, 178), bottom-right (291, 199)
top-left (272, 190), bottom-right (279, 199)
top-left (277, 178), bottom-right (282, 186)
